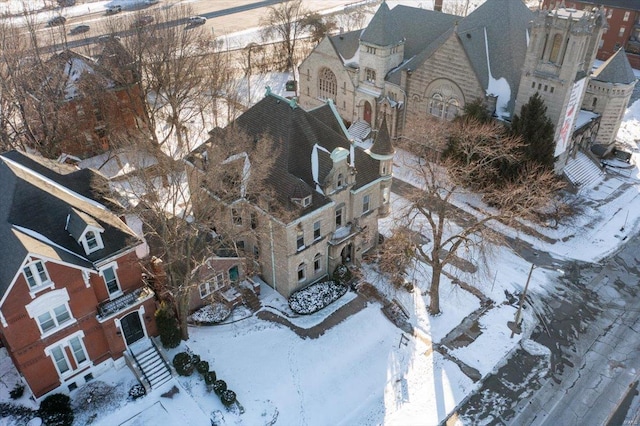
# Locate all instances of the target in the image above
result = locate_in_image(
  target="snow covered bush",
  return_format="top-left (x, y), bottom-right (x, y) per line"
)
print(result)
top-left (332, 264), bottom-right (352, 284)
top-left (212, 380), bottom-right (227, 396)
top-left (288, 281), bottom-right (348, 315)
top-left (39, 393), bottom-right (73, 426)
top-left (9, 384), bottom-right (24, 400)
top-left (187, 303), bottom-right (232, 325)
top-left (128, 384), bottom-right (146, 400)
top-left (197, 360), bottom-right (210, 375)
top-left (172, 352), bottom-right (196, 376)
top-left (220, 390), bottom-right (236, 407)
top-left (204, 371), bottom-right (217, 387)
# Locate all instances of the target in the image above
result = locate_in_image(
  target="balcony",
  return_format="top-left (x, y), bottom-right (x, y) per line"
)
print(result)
top-left (97, 286), bottom-right (154, 321)
top-left (329, 223), bottom-right (359, 245)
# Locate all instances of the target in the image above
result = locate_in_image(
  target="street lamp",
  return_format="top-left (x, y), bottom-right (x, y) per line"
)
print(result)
top-left (509, 263), bottom-right (535, 338)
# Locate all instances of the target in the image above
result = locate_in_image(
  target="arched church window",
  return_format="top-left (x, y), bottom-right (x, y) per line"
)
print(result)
top-left (549, 34), bottom-right (563, 63)
top-left (445, 98), bottom-right (460, 120)
top-left (318, 68), bottom-right (337, 100)
top-left (429, 93), bottom-right (444, 117)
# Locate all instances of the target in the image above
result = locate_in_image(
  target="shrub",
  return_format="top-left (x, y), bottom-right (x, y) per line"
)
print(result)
top-left (128, 384), bottom-right (146, 400)
top-left (155, 302), bottom-right (181, 349)
top-left (220, 389), bottom-right (236, 406)
top-left (289, 281), bottom-right (348, 315)
top-left (9, 384), bottom-right (24, 400)
top-left (332, 264), bottom-right (352, 284)
top-left (172, 352), bottom-right (196, 376)
top-left (204, 371), bottom-right (217, 386)
top-left (196, 360), bottom-right (210, 375)
top-left (212, 380), bottom-right (227, 396)
top-left (39, 393), bottom-right (74, 426)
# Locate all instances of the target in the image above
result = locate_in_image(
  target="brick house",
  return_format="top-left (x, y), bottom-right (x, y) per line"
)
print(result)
top-left (0, 151), bottom-right (160, 399)
top-left (299, 0), bottom-right (636, 173)
top-left (186, 92), bottom-right (394, 298)
top-left (543, 0), bottom-right (640, 69)
top-left (23, 39), bottom-right (149, 159)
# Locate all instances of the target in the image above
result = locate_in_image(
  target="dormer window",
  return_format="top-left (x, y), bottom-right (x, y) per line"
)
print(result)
top-left (302, 196), bottom-right (312, 207)
top-left (80, 228), bottom-right (104, 254)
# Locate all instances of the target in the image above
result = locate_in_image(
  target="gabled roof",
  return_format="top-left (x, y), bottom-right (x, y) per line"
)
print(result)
top-left (457, 0), bottom-right (534, 116)
top-left (360, 1), bottom-right (403, 47)
top-left (200, 95), bottom-right (384, 222)
top-left (592, 48), bottom-right (637, 85)
top-left (0, 152), bottom-right (140, 298)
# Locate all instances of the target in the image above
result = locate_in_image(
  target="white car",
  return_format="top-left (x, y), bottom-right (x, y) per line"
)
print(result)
top-left (188, 16), bottom-right (207, 26)
top-left (144, 0), bottom-right (159, 5)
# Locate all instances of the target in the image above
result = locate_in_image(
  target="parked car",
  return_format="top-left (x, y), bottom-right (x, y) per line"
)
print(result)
top-left (188, 16), bottom-right (207, 26)
top-left (106, 5), bottom-right (122, 14)
top-left (144, 0), bottom-right (159, 4)
top-left (131, 15), bottom-right (154, 28)
top-left (47, 16), bottom-right (66, 27)
top-left (98, 34), bottom-right (121, 43)
top-left (69, 24), bottom-right (90, 35)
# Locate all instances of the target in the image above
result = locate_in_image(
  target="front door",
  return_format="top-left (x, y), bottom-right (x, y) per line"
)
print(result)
top-left (120, 312), bottom-right (145, 345)
top-left (363, 101), bottom-right (372, 124)
top-left (341, 243), bottom-right (353, 264)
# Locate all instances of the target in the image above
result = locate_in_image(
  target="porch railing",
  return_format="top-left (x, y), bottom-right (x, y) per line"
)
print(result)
top-left (97, 286), bottom-right (154, 320)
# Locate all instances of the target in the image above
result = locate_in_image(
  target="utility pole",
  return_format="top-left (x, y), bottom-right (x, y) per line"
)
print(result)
top-left (510, 263), bottom-right (535, 338)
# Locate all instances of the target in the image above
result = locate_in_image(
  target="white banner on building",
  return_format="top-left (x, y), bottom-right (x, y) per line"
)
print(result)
top-left (555, 77), bottom-right (587, 157)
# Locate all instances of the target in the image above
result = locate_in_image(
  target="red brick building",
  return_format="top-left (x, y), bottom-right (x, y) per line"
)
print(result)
top-left (543, 0), bottom-right (640, 69)
top-left (24, 39), bottom-right (149, 159)
top-left (0, 151), bottom-right (162, 399)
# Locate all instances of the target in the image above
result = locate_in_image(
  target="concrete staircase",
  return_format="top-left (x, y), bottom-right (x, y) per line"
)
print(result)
top-left (130, 340), bottom-right (172, 390)
top-left (240, 287), bottom-right (261, 312)
top-left (348, 120), bottom-right (372, 142)
top-left (563, 151), bottom-right (605, 189)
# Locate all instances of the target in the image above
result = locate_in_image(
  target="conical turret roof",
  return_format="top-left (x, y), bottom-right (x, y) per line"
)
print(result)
top-left (592, 49), bottom-right (637, 85)
top-left (360, 1), bottom-right (403, 47)
top-left (370, 116), bottom-right (394, 157)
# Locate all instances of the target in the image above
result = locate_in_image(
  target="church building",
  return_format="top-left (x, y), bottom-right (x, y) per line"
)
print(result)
top-left (298, 0), bottom-right (637, 173)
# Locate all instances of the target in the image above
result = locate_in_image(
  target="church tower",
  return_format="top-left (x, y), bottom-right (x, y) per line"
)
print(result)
top-left (514, 6), bottom-right (606, 166)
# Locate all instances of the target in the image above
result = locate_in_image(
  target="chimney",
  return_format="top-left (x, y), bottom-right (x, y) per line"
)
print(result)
top-left (434, 0), bottom-right (443, 12)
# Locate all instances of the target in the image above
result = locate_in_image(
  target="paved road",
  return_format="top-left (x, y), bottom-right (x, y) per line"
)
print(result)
top-left (448, 233), bottom-right (640, 425)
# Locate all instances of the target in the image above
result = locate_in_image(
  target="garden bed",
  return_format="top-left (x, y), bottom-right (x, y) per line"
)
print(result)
top-left (289, 281), bottom-right (348, 315)
top-left (187, 303), bottom-right (231, 325)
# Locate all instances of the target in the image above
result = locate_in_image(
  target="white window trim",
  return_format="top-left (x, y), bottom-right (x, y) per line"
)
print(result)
top-left (199, 273), bottom-right (224, 299)
top-left (363, 194), bottom-right (371, 214)
top-left (99, 262), bottom-right (123, 299)
top-left (23, 260), bottom-right (54, 298)
top-left (44, 330), bottom-right (91, 379)
top-left (80, 226), bottom-right (104, 255)
top-left (26, 289), bottom-right (76, 338)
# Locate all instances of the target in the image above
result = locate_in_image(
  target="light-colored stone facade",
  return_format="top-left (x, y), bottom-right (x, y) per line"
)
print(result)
top-left (299, 1), bottom-right (634, 168)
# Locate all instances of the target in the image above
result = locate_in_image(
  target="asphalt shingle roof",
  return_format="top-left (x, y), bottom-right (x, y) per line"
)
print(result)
top-left (0, 152), bottom-right (140, 298)
top-left (199, 95), bottom-right (384, 221)
top-left (592, 48), bottom-right (637, 85)
top-left (370, 116), bottom-right (394, 156)
top-left (360, 1), bottom-right (404, 47)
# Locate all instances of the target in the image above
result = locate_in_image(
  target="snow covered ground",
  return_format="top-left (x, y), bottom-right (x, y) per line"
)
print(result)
top-left (2, 1), bottom-right (639, 425)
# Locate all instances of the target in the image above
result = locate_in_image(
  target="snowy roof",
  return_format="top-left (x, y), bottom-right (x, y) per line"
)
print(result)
top-left (592, 49), bottom-right (637, 85)
top-left (574, 110), bottom-right (599, 131)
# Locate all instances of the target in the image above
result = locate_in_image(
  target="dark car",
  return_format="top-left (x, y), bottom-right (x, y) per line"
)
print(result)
top-left (47, 16), bottom-right (67, 27)
top-left (69, 25), bottom-right (90, 35)
top-left (106, 5), bottom-right (122, 14)
top-left (131, 15), bottom-right (154, 28)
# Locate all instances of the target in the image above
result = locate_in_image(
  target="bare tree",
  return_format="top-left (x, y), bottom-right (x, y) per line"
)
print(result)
top-left (394, 117), bottom-right (563, 315)
top-left (333, 3), bottom-right (374, 32)
top-left (260, 0), bottom-right (310, 89)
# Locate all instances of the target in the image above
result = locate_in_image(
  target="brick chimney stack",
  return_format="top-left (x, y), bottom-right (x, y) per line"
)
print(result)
top-left (434, 0), bottom-right (443, 12)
